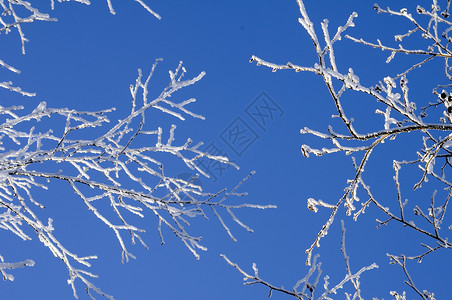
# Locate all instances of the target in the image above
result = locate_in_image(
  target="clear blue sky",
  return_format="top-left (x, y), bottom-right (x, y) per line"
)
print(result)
top-left (1, 1), bottom-right (450, 299)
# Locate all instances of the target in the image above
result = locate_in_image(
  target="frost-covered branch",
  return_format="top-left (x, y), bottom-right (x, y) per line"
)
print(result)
top-left (250, 0), bottom-right (452, 298)
top-left (387, 254), bottom-right (437, 300)
top-left (0, 254), bottom-right (34, 282)
top-left (0, 61), bottom-right (274, 299)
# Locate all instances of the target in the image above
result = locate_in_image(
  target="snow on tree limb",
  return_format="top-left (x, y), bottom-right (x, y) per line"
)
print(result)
top-left (0, 254), bottom-right (35, 282)
top-left (0, 61), bottom-right (274, 299)
top-left (231, 0), bottom-right (452, 298)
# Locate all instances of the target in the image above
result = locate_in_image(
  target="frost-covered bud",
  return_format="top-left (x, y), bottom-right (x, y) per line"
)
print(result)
top-left (441, 91), bottom-right (448, 99)
top-left (448, 106), bottom-right (452, 113)
top-left (448, 95), bottom-right (452, 102)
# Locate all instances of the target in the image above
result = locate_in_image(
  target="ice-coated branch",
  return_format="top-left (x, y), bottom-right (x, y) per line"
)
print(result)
top-left (0, 254), bottom-right (35, 282)
top-left (387, 254), bottom-right (437, 300)
top-left (0, 61), bottom-right (274, 299)
top-left (250, 0), bottom-right (452, 298)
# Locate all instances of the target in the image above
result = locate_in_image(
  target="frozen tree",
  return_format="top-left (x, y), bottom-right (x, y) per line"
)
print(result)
top-left (224, 0), bottom-right (452, 298)
top-left (0, 1), bottom-right (274, 299)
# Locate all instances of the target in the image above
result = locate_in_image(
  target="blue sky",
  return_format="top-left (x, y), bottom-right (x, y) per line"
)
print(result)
top-left (1, 1), bottom-right (450, 299)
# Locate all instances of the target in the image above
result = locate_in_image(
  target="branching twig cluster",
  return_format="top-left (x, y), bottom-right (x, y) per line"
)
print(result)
top-left (0, 59), bottom-right (274, 298)
top-left (0, 2), bottom-right (275, 296)
top-left (0, 60), bottom-right (275, 298)
top-left (0, 1), bottom-right (278, 299)
top-left (225, 0), bottom-right (452, 298)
